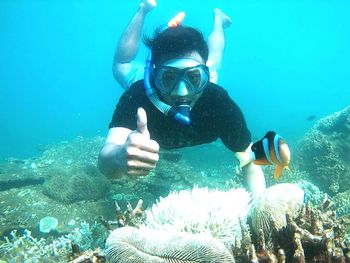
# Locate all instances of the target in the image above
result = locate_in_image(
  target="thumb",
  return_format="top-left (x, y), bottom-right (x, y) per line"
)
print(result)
top-left (136, 107), bottom-right (150, 138)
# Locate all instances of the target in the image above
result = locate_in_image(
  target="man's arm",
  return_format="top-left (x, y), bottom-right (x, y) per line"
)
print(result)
top-left (242, 162), bottom-right (266, 197)
top-left (98, 108), bottom-right (159, 179)
top-left (238, 144), bottom-right (266, 197)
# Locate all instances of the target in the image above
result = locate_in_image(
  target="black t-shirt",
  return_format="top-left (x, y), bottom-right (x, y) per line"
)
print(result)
top-left (109, 80), bottom-right (251, 152)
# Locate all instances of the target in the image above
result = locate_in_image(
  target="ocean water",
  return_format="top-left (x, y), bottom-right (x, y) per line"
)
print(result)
top-left (1, 1), bottom-right (350, 261)
top-left (0, 0), bottom-right (349, 160)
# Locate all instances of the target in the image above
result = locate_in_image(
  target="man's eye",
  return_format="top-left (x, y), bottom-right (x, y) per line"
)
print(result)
top-left (162, 71), bottom-right (178, 87)
top-left (163, 72), bottom-right (177, 81)
top-left (187, 70), bottom-right (201, 86)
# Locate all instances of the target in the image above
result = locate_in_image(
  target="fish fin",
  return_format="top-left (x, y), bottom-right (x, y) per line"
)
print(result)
top-left (168, 12), bottom-right (186, 28)
top-left (285, 166), bottom-right (290, 171)
top-left (274, 165), bottom-right (284, 180)
top-left (235, 152), bottom-right (254, 168)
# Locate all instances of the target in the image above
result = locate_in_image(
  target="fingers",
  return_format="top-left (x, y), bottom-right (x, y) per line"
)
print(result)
top-left (125, 150), bottom-right (159, 176)
top-left (124, 132), bottom-right (160, 176)
top-left (124, 107), bottom-right (158, 176)
top-left (125, 145), bottom-right (159, 164)
top-left (128, 132), bottom-right (159, 153)
top-left (137, 107), bottom-right (149, 138)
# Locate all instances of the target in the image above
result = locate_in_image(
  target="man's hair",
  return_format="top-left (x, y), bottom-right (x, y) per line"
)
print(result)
top-left (144, 25), bottom-right (209, 66)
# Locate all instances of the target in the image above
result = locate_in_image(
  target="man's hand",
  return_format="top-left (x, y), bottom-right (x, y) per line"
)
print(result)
top-left (123, 107), bottom-right (159, 176)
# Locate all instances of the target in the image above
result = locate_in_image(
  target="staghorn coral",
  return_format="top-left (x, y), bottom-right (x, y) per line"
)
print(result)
top-left (100, 199), bottom-right (146, 229)
top-left (232, 198), bottom-right (350, 262)
top-left (69, 248), bottom-right (106, 263)
top-left (294, 105), bottom-right (350, 194)
top-left (105, 226), bottom-right (235, 263)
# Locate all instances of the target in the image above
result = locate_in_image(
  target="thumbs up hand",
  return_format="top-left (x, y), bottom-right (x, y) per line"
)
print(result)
top-left (123, 108), bottom-right (159, 176)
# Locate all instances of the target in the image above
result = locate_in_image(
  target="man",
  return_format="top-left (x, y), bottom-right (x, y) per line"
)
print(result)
top-left (113, 0), bottom-right (232, 90)
top-left (99, 25), bottom-right (266, 197)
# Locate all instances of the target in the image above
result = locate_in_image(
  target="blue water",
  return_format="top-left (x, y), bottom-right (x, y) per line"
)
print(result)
top-left (0, 0), bottom-right (349, 160)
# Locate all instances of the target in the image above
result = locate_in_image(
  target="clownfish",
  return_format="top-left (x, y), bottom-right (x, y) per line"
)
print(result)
top-left (167, 12), bottom-right (186, 28)
top-left (235, 131), bottom-right (290, 180)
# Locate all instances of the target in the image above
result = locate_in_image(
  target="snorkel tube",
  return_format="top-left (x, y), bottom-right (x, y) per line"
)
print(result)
top-left (143, 12), bottom-right (191, 125)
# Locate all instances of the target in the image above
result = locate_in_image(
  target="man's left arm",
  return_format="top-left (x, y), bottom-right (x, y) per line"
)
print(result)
top-left (242, 159), bottom-right (266, 197)
top-left (234, 144), bottom-right (266, 197)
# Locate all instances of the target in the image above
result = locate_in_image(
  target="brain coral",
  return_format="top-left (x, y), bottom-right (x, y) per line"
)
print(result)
top-left (294, 106), bottom-right (350, 194)
top-left (43, 164), bottom-right (111, 203)
top-left (105, 226), bottom-right (234, 263)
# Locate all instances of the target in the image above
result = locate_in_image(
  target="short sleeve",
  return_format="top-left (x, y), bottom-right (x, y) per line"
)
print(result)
top-left (109, 92), bottom-right (138, 130)
top-left (215, 89), bottom-right (251, 152)
top-left (124, 62), bottom-right (144, 88)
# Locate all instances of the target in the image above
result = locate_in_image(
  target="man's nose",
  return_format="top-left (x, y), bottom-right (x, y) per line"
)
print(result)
top-left (171, 80), bottom-right (188, 96)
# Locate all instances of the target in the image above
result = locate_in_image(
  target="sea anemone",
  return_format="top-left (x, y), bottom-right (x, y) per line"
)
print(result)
top-left (143, 186), bottom-right (251, 245)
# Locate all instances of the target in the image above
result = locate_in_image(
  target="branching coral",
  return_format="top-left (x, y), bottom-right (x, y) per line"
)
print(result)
top-left (0, 221), bottom-right (108, 262)
top-left (232, 198), bottom-right (350, 262)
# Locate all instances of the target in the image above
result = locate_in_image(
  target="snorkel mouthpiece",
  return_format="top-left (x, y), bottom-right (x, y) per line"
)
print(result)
top-left (174, 104), bottom-right (191, 125)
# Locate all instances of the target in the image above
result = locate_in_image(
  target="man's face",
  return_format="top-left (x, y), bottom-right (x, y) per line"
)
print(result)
top-left (154, 52), bottom-right (209, 108)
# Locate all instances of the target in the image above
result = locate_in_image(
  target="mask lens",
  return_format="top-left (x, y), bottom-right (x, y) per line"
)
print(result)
top-left (160, 68), bottom-right (179, 92)
top-left (155, 65), bottom-right (209, 94)
top-left (185, 68), bottom-right (202, 87)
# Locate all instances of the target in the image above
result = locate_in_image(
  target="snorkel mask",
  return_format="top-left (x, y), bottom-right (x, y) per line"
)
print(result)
top-left (143, 12), bottom-right (209, 125)
top-left (154, 59), bottom-right (209, 96)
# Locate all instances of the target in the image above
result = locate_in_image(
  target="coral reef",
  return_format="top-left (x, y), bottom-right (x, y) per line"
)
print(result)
top-left (43, 164), bottom-right (111, 203)
top-left (333, 189), bottom-right (350, 217)
top-left (2, 133), bottom-right (350, 262)
top-left (297, 179), bottom-right (324, 206)
top-left (294, 105), bottom-right (350, 194)
top-left (103, 185), bottom-right (350, 262)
